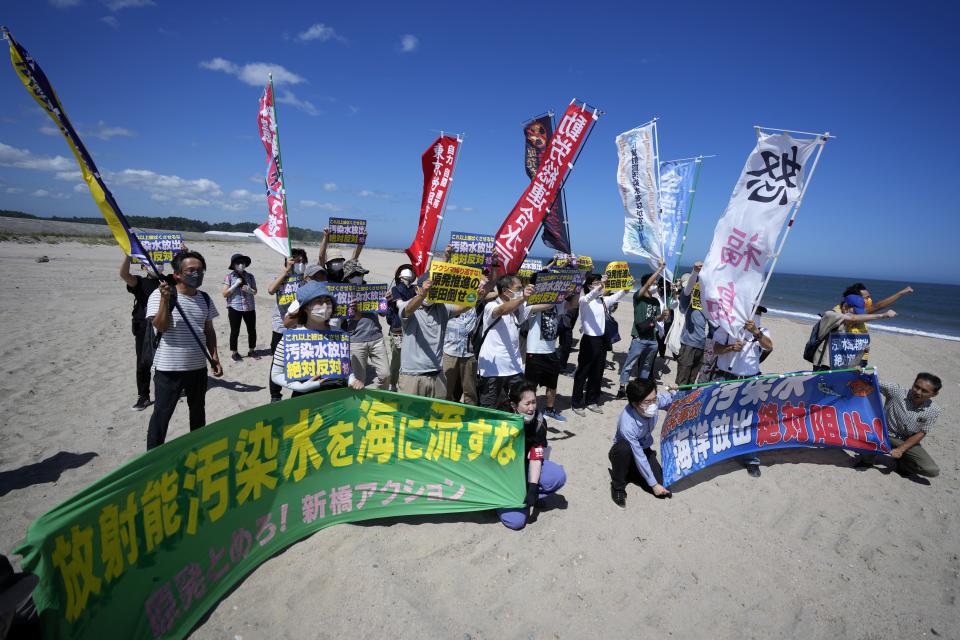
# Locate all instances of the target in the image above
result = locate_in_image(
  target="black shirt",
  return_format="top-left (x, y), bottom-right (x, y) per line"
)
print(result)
top-left (128, 276), bottom-right (161, 324)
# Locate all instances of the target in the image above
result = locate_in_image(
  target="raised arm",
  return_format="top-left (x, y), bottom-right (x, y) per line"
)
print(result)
top-left (847, 309), bottom-right (897, 323)
top-left (684, 262), bottom-right (703, 296)
top-left (119, 254), bottom-right (138, 288)
top-left (637, 261), bottom-right (665, 298)
top-left (318, 227), bottom-right (330, 265)
top-left (267, 259), bottom-right (295, 295)
top-left (491, 284), bottom-right (533, 319)
top-left (867, 286), bottom-right (913, 312)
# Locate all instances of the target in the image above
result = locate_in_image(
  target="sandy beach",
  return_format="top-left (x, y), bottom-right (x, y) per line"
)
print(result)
top-left (0, 236), bottom-right (957, 639)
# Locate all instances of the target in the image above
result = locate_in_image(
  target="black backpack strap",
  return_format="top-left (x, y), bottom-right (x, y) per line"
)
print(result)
top-left (479, 314), bottom-right (502, 347)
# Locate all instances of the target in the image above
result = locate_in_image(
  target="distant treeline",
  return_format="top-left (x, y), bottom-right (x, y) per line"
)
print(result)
top-left (0, 210), bottom-right (327, 243)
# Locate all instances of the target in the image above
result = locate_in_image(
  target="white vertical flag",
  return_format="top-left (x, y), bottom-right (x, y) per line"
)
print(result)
top-left (699, 132), bottom-right (823, 335)
top-left (616, 123), bottom-right (662, 268)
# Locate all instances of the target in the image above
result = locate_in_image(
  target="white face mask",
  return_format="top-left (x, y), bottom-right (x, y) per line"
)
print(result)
top-left (310, 303), bottom-right (333, 321)
top-left (293, 263), bottom-right (306, 275)
top-left (348, 275), bottom-right (364, 285)
top-left (511, 290), bottom-right (523, 301)
top-left (642, 404), bottom-right (658, 418)
top-left (523, 412), bottom-right (536, 423)
top-left (234, 264), bottom-right (245, 273)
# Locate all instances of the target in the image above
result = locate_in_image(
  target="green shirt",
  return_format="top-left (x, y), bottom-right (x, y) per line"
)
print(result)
top-left (631, 293), bottom-right (660, 340)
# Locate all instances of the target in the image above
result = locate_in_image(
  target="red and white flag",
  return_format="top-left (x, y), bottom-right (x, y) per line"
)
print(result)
top-left (494, 102), bottom-right (597, 274)
top-left (406, 135), bottom-right (460, 276)
top-left (254, 80), bottom-right (291, 257)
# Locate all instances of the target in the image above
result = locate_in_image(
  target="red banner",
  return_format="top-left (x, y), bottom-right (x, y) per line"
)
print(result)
top-left (406, 135), bottom-right (460, 275)
top-left (495, 102), bottom-right (596, 273)
top-left (254, 81), bottom-right (291, 257)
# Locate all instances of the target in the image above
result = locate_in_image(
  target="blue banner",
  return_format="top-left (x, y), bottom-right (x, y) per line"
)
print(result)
top-left (660, 370), bottom-right (890, 487)
top-left (449, 231), bottom-right (495, 269)
top-left (658, 158), bottom-right (696, 279)
top-left (829, 333), bottom-right (870, 369)
top-left (282, 329), bottom-right (352, 382)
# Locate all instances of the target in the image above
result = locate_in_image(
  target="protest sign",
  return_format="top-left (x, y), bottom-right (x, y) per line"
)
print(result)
top-left (577, 255), bottom-right (594, 272)
top-left (131, 232), bottom-right (182, 265)
top-left (528, 271), bottom-right (584, 305)
top-left (829, 333), bottom-right (870, 369)
top-left (328, 217), bottom-right (367, 244)
top-left (427, 261), bottom-right (482, 306)
top-left (517, 258), bottom-right (543, 279)
top-left (15, 389), bottom-right (525, 640)
top-left (352, 284), bottom-right (388, 315)
top-left (275, 274), bottom-right (304, 316)
top-left (449, 231), bottom-right (495, 269)
top-left (659, 370), bottom-right (890, 487)
top-left (603, 261), bottom-right (634, 292)
top-left (282, 329), bottom-right (352, 382)
top-left (326, 283), bottom-right (355, 319)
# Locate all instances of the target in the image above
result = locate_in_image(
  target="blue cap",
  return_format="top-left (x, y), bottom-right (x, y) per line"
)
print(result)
top-left (296, 281), bottom-right (332, 305)
top-left (842, 293), bottom-right (866, 315)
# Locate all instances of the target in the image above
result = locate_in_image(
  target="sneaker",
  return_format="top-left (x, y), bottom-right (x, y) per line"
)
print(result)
top-left (586, 404), bottom-right (604, 414)
top-left (247, 350), bottom-right (261, 360)
top-left (853, 456), bottom-right (873, 472)
top-left (131, 396), bottom-right (150, 411)
top-left (616, 386), bottom-right (626, 399)
top-left (231, 352), bottom-right (242, 362)
top-left (270, 396), bottom-right (282, 403)
top-left (611, 486), bottom-right (627, 508)
top-left (746, 464), bottom-right (761, 478)
top-left (544, 408), bottom-right (566, 422)
top-left (571, 407), bottom-right (586, 417)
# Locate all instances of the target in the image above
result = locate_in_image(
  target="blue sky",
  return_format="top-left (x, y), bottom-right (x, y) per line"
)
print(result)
top-left (1, 1), bottom-right (958, 283)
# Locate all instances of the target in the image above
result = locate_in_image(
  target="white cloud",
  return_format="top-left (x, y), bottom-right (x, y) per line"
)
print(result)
top-left (149, 192), bottom-right (170, 202)
top-left (296, 23), bottom-right (345, 43)
top-left (39, 125), bottom-right (60, 136)
top-left (357, 189), bottom-right (390, 199)
top-left (399, 34), bottom-right (419, 53)
top-left (5, 187), bottom-right (23, 194)
top-left (200, 57), bottom-right (305, 87)
top-left (300, 200), bottom-right (341, 212)
top-left (179, 198), bottom-right (211, 207)
top-left (100, 15), bottom-right (119, 28)
top-left (73, 183), bottom-right (88, 193)
top-left (276, 90), bottom-right (320, 116)
top-left (49, 0), bottom-right (82, 8)
top-left (0, 142), bottom-right (74, 172)
top-left (323, 182), bottom-right (337, 192)
top-left (102, 0), bottom-right (154, 10)
top-left (32, 189), bottom-right (71, 199)
top-left (55, 171), bottom-right (82, 181)
top-left (85, 120), bottom-right (135, 140)
top-left (112, 168), bottom-right (223, 199)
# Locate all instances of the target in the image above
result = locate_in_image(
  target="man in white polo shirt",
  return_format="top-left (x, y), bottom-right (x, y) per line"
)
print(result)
top-left (711, 306), bottom-right (773, 477)
top-left (146, 251), bottom-right (223, 450)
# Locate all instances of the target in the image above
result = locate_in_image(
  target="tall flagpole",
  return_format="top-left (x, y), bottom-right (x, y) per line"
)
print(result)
top-left (652, 119), bottom-right (669, 305)
top-left (425, 132), bottom-right (463, 272)
top-left (671, 156), bottom-right (704, 283)
top-left (748, 133), bottom-right (831, 319)
top-left (268, 73), bottom-right (293, 257)
top-left (550, 110), bottom-right (573, 255)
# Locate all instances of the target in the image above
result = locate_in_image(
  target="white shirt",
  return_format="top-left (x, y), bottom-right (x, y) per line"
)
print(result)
top-left (579, 286), bottom-right (627, 337)
top-left (526, 303), bottom-right (563, 355)
top-left (146, 289), bottom-right (218, 371)
top-left (713, 325), bottom-right (770, 376)
top-left (478, 297), bottom-right (530, 377)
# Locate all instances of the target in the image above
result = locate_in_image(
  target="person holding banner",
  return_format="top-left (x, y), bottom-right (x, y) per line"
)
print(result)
top-left (222, 253), bottom-right (258, 362)
top-left (266, 249), bottom-right (309, 402)
top-left (319, 226), bottom-right (363, 283)
top-left (675, 262), bottom-right (712, 386)
top-left (386, 264), bottom-right (418, 391)
top-left (838, 283), bottom-right (914, 367)
top-left (617, 263), bottom-right (667, 399)
top-left (341, 259), bottom-right (390, 390)
top-left (145, 251), bottom-right (222, 449)
top-left (854, 373), bottom-right (942, 478)
top-left (119, 253), bottom-right (163, 411)
top-left (270, 281), bottom-right (362, 394)
top-left (609, 379), bottom-right (674, 507)
top-left (523, 272), bottom-right (575, 421)
top-left (498, 380), bottom-right (568, 530)
top-left (811, 294), bottom-right (896, 371)
top-left (571, 274), bottom-right (628, 416)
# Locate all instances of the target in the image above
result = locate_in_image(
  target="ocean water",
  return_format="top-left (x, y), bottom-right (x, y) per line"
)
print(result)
top-left (534, 257), bottom-right (960, 341)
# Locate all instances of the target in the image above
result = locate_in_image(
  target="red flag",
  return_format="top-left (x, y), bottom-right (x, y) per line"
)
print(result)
top-left (495, 102), bottom-right (596, 273)
top-left (254, 80), bottom-right (291, 257)
top-left (406, 135), bottom-right (460, 275)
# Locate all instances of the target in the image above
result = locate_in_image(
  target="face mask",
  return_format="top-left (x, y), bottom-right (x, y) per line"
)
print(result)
top-left (180, 271), bottom-right (204, 288)
top-left (310, 303), bottom-right (333, 321)
top-left (293, 263), bottom-right (306, 275)
top-left (523, 412), bottom-right (536, 424)
top-left (511, 290), bottom-right (523, 301)
top-left (234, 264), bottom-right (245, 273)
top-left (348, 275), bottom-right (364, 285)
top-left (642, 404), bottom-right (658, 418)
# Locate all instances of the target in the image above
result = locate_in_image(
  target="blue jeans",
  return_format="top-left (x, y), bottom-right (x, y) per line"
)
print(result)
top-left (498, 460), bottom-right (567, 530)
top-left (619, 338), bottom-right (659, 385)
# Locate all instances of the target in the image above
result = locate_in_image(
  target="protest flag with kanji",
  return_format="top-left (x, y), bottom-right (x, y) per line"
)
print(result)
top-left (406, 135), bottom-right (460, 276)
top-left (254, 78), bottom-right (292, 257)
top-left (523, 114), bottom-right (571, 254)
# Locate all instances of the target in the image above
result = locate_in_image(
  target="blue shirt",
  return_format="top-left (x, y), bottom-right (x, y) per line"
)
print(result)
top-left (443, 307), bottom-right (479, 357)
top-left (613, 392), bottom-right (674, 486)
top-left (679, 290), bottom-right (708, 349)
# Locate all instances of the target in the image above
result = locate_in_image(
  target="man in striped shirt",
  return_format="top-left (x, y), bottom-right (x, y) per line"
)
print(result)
top-left (855, 373), bottom-right (942, 478)
top-left (145, 251), bottom-right (223, 449)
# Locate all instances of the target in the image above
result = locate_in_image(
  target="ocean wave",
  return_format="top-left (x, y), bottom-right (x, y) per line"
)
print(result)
top-left (764, 307), bottom-right (960, 342)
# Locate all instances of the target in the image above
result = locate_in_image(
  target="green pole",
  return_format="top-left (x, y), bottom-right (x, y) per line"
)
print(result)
top-left (671, 156), bottom-right (703, 286)
top-left (674, 366), bottom-right (876, 391)
top-left (269, 73), bottom-right (293, 257)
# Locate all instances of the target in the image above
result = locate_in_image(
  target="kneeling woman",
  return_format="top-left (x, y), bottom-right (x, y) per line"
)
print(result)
top-left (271, 281), bottom-right (363, 395)
top-left (498, 379), bottom-right (567, 530)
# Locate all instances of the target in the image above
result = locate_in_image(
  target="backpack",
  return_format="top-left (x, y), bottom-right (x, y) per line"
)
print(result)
top-left (802, 315), bottom-right (829, 363)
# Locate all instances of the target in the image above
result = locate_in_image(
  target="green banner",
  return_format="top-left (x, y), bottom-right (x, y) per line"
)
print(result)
top-left (15, 390), bottom-right (525, 639)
